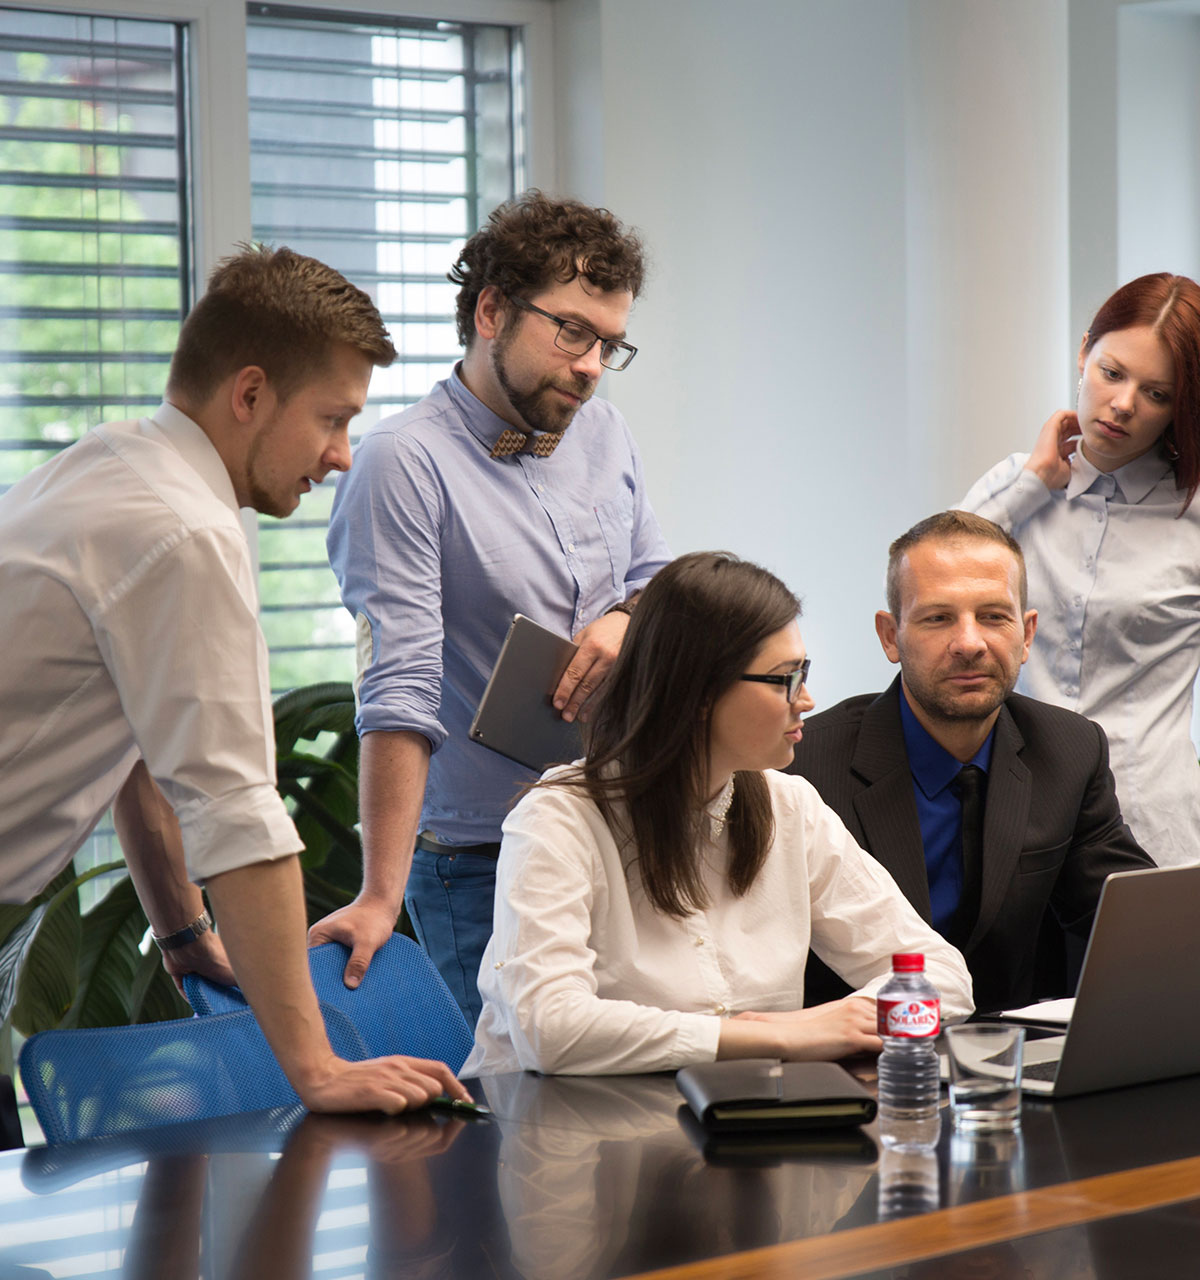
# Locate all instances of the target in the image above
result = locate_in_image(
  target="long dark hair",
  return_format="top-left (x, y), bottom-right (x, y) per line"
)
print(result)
top-left (1084, 272), bottom-right (1200, 511)
top-left (552, 552), bottom-right (801, 918)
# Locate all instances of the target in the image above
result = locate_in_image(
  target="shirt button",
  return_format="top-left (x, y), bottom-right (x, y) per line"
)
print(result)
top-left (1073, 596), bottom-right (1082, 606)
top-left (714, 1004), bottom-right (727, 1015)
top-left (567, 542), bottom-right (576, 553)
top-left (494, 961), bottom-right (504, 970)
top-left (694, 937), bottom-right (706, 947)
top-left (537, 483), bottom-right (544, 493)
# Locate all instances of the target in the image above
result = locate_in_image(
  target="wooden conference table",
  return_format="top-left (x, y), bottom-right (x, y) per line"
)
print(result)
top-left (2, 1065), bottom-right (1200, 1279)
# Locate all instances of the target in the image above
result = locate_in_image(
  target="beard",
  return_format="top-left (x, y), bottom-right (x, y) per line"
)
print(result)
top-left (490, 327), bottom-right (594, 435)
top-left (244, 418), bottom-right (299, 519)
top-left (899, 655), bottom-right (1018, 726)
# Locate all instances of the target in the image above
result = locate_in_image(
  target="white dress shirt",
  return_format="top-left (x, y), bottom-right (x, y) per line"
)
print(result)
top-left (0, 403), bottom-right (300, 902)
top-left (961, 445), bottom-right (1200, 866)
top-left (462, 768), bottom-right (974, 1077)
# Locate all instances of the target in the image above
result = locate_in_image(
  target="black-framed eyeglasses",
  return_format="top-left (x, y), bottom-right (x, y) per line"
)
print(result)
top-left (508, 295), bottom-right (638, 371)
top-left (739, 658), bottom-right (812, 701)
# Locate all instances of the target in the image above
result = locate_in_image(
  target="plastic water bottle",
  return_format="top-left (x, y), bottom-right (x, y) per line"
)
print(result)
top-left (878, 1147), bottom-right (940, 1219)
top-left (876, 952), bottom-right (941, 1151)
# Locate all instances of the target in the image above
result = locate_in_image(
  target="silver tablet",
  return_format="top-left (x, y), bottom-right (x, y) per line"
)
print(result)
top-left (469, 614), bottom-right (584, 773)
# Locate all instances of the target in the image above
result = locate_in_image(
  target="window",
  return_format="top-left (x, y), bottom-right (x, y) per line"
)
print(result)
top-left (0, 7), bottom-right (189, 487)
top-left (245, 5), bottom-right (523, 690)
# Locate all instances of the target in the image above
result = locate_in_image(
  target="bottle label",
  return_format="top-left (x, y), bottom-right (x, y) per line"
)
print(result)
top-left (877, 997), bottom-right (940, 1038)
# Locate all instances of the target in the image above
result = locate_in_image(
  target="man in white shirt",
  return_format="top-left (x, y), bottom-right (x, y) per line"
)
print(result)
top-left (0, 246), bottom-right (466, 1114)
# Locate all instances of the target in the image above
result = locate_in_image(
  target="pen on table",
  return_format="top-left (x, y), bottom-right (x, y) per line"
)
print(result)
top-left (429, 1096), bottom-right (492, 1119)
top-left (768, 1061), bottom-right (783, 1101)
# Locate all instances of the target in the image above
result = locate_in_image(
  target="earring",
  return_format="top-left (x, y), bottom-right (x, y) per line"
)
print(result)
top-left (1165, 427), bottom-right (1181, 462)
top-left (1076, 376), bottom-right (1083, 400)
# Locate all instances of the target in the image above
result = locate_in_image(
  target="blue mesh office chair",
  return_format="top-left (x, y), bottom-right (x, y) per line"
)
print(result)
top-left (19, 1003), bottom-right (367, 1145)
top-left (184, 935), bottom-right (474, 1074)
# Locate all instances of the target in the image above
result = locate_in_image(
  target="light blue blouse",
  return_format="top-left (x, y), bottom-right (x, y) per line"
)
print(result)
top-left (960, 444), bottom-right (1200, 866)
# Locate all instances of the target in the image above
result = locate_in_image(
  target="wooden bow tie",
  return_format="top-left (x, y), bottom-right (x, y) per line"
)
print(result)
top-left (490, 428), bottom-right (565, 458)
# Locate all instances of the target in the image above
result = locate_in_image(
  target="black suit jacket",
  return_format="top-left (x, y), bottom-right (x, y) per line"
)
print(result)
top-left (786, 678), bottom-right (1154, 1013)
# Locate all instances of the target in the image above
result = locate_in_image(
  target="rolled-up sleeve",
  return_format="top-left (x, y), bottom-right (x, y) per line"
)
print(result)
top-left (92, 525), bottom-right (298, 883)
top-left (327, 431), bottom-right (449, 752)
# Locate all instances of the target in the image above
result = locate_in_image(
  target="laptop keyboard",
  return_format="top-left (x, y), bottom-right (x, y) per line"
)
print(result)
top-left (1021, 1057), bottom-right (1060, 1083)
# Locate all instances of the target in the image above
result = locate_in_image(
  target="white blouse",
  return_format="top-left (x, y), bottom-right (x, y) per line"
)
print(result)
top-left (462, 768), bottom-right (974, 1077)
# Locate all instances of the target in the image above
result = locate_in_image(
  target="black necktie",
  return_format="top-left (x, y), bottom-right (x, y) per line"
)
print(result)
top-left (951, 764), bottom-right (986, 947)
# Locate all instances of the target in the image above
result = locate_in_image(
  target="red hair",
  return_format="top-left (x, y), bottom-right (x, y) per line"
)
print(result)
top-left (1084, 273), bottom-right (1200, 512)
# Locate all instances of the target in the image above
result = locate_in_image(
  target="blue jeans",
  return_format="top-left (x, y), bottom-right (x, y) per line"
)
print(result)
top-left (404, 847), bottom-right (497, 1029)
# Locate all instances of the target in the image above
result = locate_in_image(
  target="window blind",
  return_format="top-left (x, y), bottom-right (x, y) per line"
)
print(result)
top-left (246, 4), bottom-right (522, 692)
top-left (0, 8), bottom-right (189, 492)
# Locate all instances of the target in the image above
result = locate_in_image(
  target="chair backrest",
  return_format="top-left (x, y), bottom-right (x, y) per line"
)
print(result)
top-left (19, 1004), bottom-right (367, 1145)
top-left (184, 935), bottom-right (474, 1074)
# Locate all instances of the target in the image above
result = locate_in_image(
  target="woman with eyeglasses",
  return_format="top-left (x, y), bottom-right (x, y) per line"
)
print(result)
top-left (960, 273), bottom-right (1200, 867)
top-left (461, 552), bottom-right (972, 1077)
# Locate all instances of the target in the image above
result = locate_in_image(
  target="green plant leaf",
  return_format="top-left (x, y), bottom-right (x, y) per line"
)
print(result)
top-left (0, 860), bottom-right (126, 1033)
top-left (128, 946), bottom-right (190, 1024)
top-left (12, 883), bottom-right (81, 1035)
top-left (59, 876), bottom-right (146, 1029)
top-left (274, 682), bottom-right (355, 754)
top-left (0, 904), bottom-right (48, 1029)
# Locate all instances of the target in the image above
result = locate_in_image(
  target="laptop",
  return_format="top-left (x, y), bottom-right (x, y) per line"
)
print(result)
top-left (998, 865), bottom-right (1200, 1098)
top-left (468, 614), bottom-right (584, 772)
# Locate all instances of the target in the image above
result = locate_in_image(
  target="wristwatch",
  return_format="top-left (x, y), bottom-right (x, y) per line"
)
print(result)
top-left (605, 596), bottom-right (637, 617)
top-left (151, 908), bottom-right (213, 952)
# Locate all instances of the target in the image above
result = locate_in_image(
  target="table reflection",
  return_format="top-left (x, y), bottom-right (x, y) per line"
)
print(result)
top-left (483, 1072), bottom-right (878, 1279)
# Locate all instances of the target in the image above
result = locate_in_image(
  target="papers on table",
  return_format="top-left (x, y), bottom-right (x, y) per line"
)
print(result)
top-left (995, 997), bottom-right (1074, 1026)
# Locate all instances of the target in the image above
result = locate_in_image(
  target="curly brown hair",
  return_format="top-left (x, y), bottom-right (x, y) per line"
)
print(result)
top-left (168, 244), bottom-right (396, 406)
top-left (449, 190), bottom-right (646, 347)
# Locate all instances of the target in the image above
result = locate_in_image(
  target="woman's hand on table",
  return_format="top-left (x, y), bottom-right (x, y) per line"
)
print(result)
top-left (725, 997), bottom-right (882, 1061)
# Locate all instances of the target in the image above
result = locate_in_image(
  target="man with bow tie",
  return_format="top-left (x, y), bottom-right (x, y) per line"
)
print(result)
top-left (314, 191), bottom-right (670, 1023)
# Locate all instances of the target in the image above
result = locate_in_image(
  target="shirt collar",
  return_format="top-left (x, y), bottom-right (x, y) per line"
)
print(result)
top-left (705, 776), bottom-right (736, 840)
top-left (150, 402), bottom-right (241, 516)
top-left (898, 690), bottom-right (994, 800)
top-left (445, 362), bottom-right (547, 458)
top-left (1065, 442), bottom-right (1175, 504)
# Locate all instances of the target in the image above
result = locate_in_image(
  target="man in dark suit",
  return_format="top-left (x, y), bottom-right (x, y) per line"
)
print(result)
top-left (787, 511), bottom-right (1153, 1013)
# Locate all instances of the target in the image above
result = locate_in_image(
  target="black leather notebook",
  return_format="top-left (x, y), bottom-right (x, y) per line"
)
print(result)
top-left (676, 1059), bottom-right (877, 1131)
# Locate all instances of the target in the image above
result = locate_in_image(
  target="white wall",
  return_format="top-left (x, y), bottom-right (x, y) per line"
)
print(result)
top-left (550, 0), bottom-right (1077, 706)
top-left (1118, 5), bottom-right (1200, 282)
top-left (557, 0), bottom-right (913, 701)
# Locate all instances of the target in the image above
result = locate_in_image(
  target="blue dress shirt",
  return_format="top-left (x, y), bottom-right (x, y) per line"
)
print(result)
top-left (898, 692), bottom-right (995, 934)
top-left (327, 366), bottom-right (670, 844)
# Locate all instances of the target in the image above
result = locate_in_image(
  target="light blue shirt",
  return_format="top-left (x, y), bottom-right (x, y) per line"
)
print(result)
top-left (961, 443), bottom-right (1200, 866)
top-left (328, 367), bottom-right (670, 844)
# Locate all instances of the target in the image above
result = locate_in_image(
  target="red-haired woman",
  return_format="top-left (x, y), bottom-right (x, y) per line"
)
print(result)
top-left (961, 273), bottom-right (1200, 866)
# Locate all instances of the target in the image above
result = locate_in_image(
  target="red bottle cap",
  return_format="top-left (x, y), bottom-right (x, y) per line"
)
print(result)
top-left (891, 953), bottom-right (925, 972)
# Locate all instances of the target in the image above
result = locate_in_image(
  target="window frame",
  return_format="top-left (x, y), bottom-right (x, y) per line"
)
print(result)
top-left (0, 0), bottom-right (556, 558)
